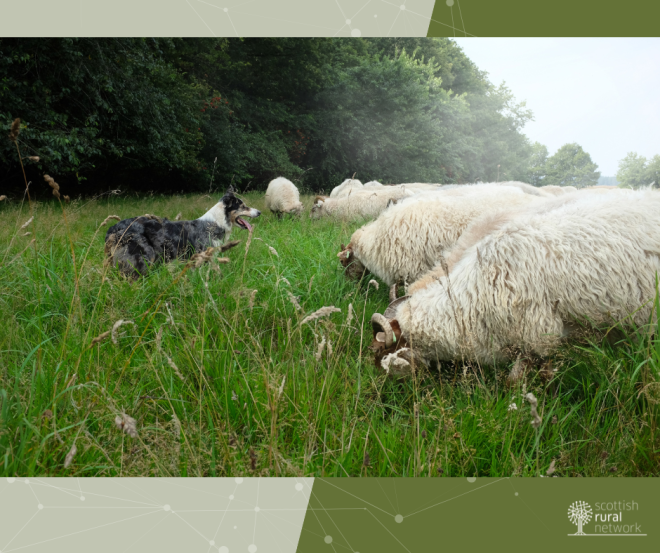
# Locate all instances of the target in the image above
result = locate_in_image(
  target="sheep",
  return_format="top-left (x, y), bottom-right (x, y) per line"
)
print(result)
top-left (310, 186), bottom-right (417, 221)
top-left (265, 177), bottom-right (304, 216)
top-left (370, 189), bottom-right (660, 376)
top-left (330, 178), bottom-right (363, 198)
top-left (538, 185), bottom-right (576, 196)
top-left (337, 184), bottom-right (548, 288)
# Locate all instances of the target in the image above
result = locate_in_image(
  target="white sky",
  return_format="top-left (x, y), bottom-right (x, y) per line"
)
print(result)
top-left (452, 38), bottom-right (660, 176)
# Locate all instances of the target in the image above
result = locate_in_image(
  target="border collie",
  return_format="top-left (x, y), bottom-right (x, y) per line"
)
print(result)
top-left (104, 187), bottom-right (260, 278)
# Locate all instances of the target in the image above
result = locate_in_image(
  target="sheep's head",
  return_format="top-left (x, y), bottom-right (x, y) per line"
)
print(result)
top-left (288, 202), bottom-right (304, 216)
top-left (337, 243), bottom-right (368, 280)
top-left (310, 195), bottom-right (328, 219)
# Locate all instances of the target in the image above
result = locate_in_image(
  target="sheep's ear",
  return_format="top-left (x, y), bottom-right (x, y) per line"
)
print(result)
top-left (340, 243), bottom-right (345, 251)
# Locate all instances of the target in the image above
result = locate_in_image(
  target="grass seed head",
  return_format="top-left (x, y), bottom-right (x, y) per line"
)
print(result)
top-left (28, 156), bottom-right (39, 162)
top-left (89, 330), bottom-right (111, 348)
top-left (315, 336), bottom-right (326, 360)
top-left (249, 289), bottom-right (258, 310)
top-left (8, 118), bottom-right (20, 141)
top-left (301, 306), bottom-right (341, 325)
top-left (115, 413), bottom-right (138, 438)
top-left (174, 212), bottom-right (182, 221)
top-left (20, 216), bottom-right (33, 230)
top-left (100, 215), bottom-right (121, 227)
top-left (64, 443), bottom-right (77, 468)
top-left (269, 246), bottom-right (279, 257)
top-left (525, 392), bottom-right (542, 429)
top-left (44, 174), bottom-right (61, 199)
top-left (287, 290), bottom-right (301, 311)
top-left (111, 319), bottom-right (135, 345)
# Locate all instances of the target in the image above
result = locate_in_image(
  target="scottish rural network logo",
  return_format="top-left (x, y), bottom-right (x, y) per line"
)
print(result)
top-left (567, 500), bottom-right (646, 537)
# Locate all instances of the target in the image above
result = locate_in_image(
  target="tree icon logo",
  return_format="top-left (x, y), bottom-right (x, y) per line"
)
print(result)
top-left (568, 501), bottom-right (593, 535)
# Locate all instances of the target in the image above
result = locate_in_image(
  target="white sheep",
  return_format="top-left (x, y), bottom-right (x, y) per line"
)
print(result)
top-left (372, 190), bottom-right (660, 375)
top-left (310, 186), bottom-right (417, 221)
top-left (330, 178), bottom-right (364, 198)
top-left (338, 184), bottom-right (547, 287)
top-left (265, 177), bottom-right (304, 216)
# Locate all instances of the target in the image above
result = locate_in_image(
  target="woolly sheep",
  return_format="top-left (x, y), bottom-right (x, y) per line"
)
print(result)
top-left (310, 186), bottom-right (417, 221)
top-left (371, 190), bottom-right (660, 376)
top-left (338, 184), bottom-right (548, 287)
top-left (330, 178), bottom-right (363, 198)
top-left (265, 177), bottom-right (304, 216)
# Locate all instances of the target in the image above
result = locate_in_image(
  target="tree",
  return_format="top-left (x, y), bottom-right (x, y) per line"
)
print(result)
top-left (568, 501), bottom-right (592, 535)
top-left (526, 142), bottom-right (548, 186)
top-left (617, 152), bottom-right (660, 189)
top-left (544, 143), bottom-right (600, 188)
top-left (616, 152), bottom-right (649, 188)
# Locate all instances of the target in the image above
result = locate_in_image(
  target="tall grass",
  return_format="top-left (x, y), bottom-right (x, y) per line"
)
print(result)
top-left (0, 191), bottom-right (658, 477)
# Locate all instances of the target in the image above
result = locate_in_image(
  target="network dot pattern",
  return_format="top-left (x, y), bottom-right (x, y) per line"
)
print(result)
top-left (181, 0), bottom-right (472, 38)
top-left (0, 477), bottom-right (312, 553)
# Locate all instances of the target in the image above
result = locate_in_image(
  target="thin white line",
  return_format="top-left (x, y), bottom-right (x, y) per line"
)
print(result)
top-left (568, 534), bottom-right (647, 537)
top-left (42, 506), bottom-right (161, 509)
top-left (123, 511), bottom-right (170, 553)
top-left (387, 8), bottom-right (402, 36)
top-left (171, 511), bottom-right (210, 543)
top-left (4, 510), bottom-right (162, 552)
top-left (405, 478), bottom-right (509, 518)
top-left (230, 9), bottom-right (340, 31)
top-left (316, 479), bottom-right (394, 517)
top-left (30, 480), bottom-right (161, 506)
top-left (456, 0), bottom-right (466, 36)
top-left (350, 0), bottom-right (373, 20)
top-left (365, 508), bottom-right (412, 553)
top-left (186, 0), bottom-right (217, 36)
top-left (450, 6), bottom-right (455, 37)
top-left (302, 480), bottom-right (338, 553)
top-left (26, 482), bottom-right (41, 504)
top-left (333, 23), bottom-right (348, 37)
top-left (253, 477), bottom-right (260, 543)
top-left (228, 0), bottom-right (258, 8)
top-left (226, 11), bottom-right (240, 37)
top-left (380, 0), bottom-right (476, 36)
top-left (2, 510), bottom-right (40, 551)
top-left (212, 483), bottom-right (240, 541)
top-left (334, 0), bottom-right (348, 20)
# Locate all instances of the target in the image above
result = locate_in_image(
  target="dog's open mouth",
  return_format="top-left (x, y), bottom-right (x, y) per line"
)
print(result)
top-left (235, 217), bottom-right (253, 231)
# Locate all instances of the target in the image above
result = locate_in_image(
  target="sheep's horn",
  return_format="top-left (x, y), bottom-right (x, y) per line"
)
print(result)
top-left (352, 172), bottom-right (356, 180)
top-left (371, 313), bottom-right (394, 347)
top-left (384, 295), bottom-right (410, 320)
top-left (314, 195), bottom-right (327, 203)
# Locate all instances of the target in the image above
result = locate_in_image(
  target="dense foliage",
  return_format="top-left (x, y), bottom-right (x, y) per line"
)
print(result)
top-left (2, 37), bottom-right (541, 196)
top-left (616, 152), bottom-right (660, 189)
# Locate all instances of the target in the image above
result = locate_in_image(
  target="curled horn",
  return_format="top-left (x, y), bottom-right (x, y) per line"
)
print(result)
top-left (352, 172), bottom-right (356, 180)
top-left (314, 195), bottom-right (327, 203)
top-left (371, 313), bottom-right (394, 348)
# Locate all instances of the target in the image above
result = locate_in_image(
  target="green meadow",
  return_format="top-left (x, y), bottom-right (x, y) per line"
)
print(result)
top-left (0, 192), bottom-right (658, 477)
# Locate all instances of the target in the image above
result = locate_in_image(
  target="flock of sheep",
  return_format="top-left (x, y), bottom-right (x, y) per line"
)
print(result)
top-left (265, 176), bottom-right (660, 381)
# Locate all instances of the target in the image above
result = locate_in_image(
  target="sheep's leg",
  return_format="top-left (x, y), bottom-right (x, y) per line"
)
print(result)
top-left (389, 283), bottom-right (398, 303)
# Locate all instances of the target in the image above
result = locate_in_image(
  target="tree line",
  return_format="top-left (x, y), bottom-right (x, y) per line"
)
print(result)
top-left (0, 38), bottom-right (614, 197)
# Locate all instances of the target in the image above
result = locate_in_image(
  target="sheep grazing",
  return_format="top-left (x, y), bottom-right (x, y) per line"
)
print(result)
top-left (371, 189), bottom-right (660, 377)
top-left (337, 184), bottom-right (547, 287)
top-left (265, 177), bottom-right (304, 216)
top-left (330, 178), bottom-right (363, 198)
top-left (310, 186), bottom-right (417, 221)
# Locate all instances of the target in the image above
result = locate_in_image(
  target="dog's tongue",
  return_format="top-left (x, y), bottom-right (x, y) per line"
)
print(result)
top-left (239, 217), bottom-right (253, 232)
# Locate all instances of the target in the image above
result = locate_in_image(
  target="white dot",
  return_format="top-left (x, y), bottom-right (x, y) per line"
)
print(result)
top-left (80, 496), bottom-right (85, 501)
top-left (235, 477), bottom-right (243, 484)
top-left (6, 478), bottom-right (15, 483)
top-left (324, 536), bottom-right (333, 544)
top-left (395, 514), bottom-right (403, 523)
top-left (515, 492), bottom-right (519, 496)
top-left (467, 477), bottom-right (476, 483)
top-left (229, 494), bottom-right (234, 500)
top-left (234, 526), bottom-right (237, 530)
top-left (400, 4), bottom-right (405, 10)
top-left (374, 14), bottom-right (377, 17)
top-left (295, 483), bottom-right (303, 491)
top-left (248, 546), bottom-right (257, 553)
top-left (346, 19), bottom-right (351, 24)
top-left (164, 504), bottom-right (171, 511)
top-left (24, 479), bottom-right (30, 484)
top-left (254, 506), bottom-right (260, 512)
top-left (38, 504), bottom-right (44, 510)
top-left (223, 7), bottom-right (228, 12)
top-left (210, 541), bottom-right (215, 546)
top-left (351, 29), bottom-right (361, 37)
top-left (446, 0), bottom-right (454, 5)
top-left (219, 547), bottom-right (229, 553)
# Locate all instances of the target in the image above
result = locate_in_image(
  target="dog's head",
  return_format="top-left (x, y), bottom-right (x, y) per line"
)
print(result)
top-left (221, 187), bottom-right (261, 232)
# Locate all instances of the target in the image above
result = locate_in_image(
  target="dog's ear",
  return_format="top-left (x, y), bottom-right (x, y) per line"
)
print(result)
top-left (225, 186), bottom-right (236, 197)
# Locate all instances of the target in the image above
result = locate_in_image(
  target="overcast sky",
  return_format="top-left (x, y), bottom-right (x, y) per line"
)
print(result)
top-left (452, 38), bottom-right (660, 176)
